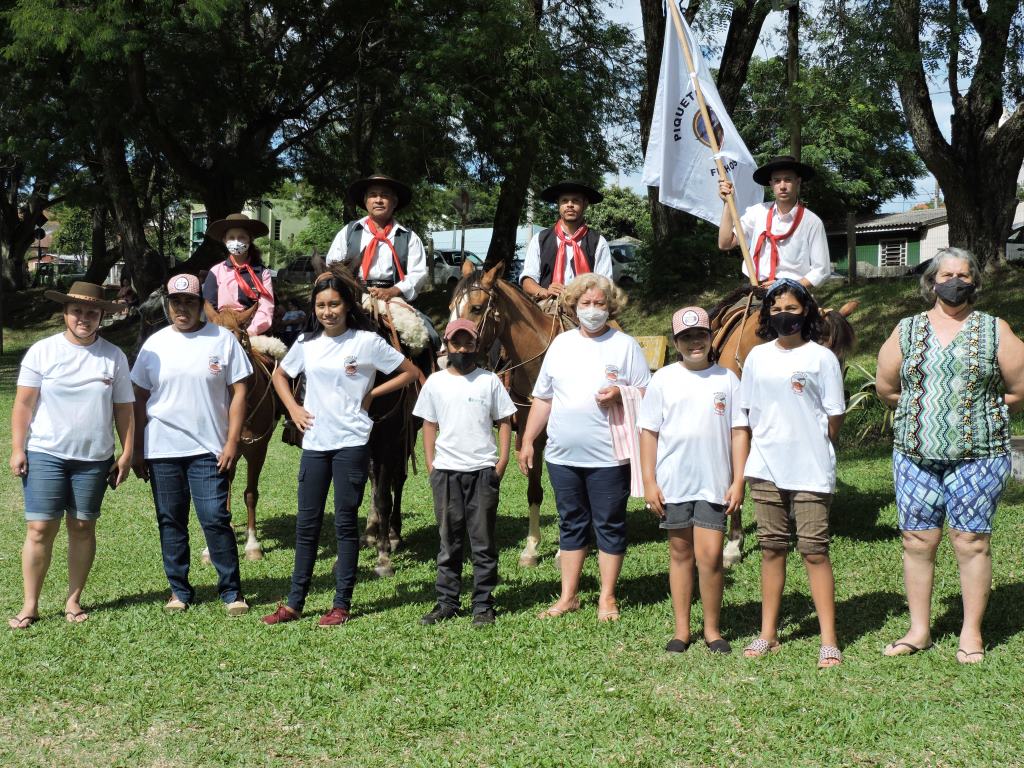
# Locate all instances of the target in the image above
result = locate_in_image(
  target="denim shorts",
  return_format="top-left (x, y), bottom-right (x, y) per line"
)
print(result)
top-left (23, 450), bottom-right (112, 521)
top-left (547, 462), bottom-right (630, 555)
top-left (660, 500), bottom-right (727, 532)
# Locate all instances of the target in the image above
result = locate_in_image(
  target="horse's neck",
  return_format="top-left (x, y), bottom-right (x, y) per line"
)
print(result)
top-left (494, 281), bottom-right (558, 361)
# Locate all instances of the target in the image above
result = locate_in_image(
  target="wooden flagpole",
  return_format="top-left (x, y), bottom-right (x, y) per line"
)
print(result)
top-left (667, 1), bottom-right (758, 287)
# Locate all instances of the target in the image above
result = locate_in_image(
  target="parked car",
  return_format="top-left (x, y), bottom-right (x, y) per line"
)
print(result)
top-left (277, 256), bottom-right (317, 283)
top-left (32, 262), bottom-right (86, 289)
top-left (433, 248), bottom-right (482, 288)
top-left (608, 239), bottom-right (640, 286)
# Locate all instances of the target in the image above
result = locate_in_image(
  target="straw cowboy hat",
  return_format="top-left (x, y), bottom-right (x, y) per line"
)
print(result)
top-left (205, 213), bottom-right (270, 242)
top-left (752, 155), bottom-right (817, 185)
top-left (44, 281), bottom-right (123, 313)
top-left (346, 174), bottom-right (413, 210)
top-left (539, 180), bottom-right (604, 205)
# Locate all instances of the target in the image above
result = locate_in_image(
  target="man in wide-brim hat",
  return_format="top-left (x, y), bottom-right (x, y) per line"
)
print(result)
top-left (326, 174), bottom-right (426, 302)
top-left (520, 179), bottom-right (614, 301)
top-left (717, 154), bottom-right (830, 289)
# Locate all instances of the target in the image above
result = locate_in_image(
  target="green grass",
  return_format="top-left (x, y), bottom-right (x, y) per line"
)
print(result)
top-left (2, 276), bottom-right (1024, 767)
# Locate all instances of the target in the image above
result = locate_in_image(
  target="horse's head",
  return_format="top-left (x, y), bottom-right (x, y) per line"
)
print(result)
top-left (206, 300), bottom-right (258, 353)
top-left (450, 260), bottom-right (505, 356)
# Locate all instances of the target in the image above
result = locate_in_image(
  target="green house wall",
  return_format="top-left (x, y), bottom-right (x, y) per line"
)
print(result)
top-left (829, 232), bottom-right (922, 272)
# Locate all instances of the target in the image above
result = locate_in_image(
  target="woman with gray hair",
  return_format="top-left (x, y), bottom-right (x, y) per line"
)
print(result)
top-left (876, 247), bottom-right (1024, 662)
top-left (518, 273), bottom-right (650, 621)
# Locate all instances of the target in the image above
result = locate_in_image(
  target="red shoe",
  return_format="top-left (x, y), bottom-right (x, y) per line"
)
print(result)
top-left (261, 604), bottom-right (300, 625)
top-left (318, 607), bottom-right (351, 626)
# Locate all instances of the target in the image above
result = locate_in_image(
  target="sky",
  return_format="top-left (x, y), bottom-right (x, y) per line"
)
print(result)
top-left (601, 0), bottom-right (955, 214)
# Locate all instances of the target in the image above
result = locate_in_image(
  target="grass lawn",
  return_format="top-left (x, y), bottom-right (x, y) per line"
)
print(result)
top-left (2, 273), bottom-right (1023, 767)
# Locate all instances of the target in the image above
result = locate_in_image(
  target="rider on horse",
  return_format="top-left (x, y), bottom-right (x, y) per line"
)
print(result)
top-left (520, 180), bottom-right (614, 302)
top-left (202, 213), bottom-right (276, 336)
top-left (717, 155), bottom-right (830, 290)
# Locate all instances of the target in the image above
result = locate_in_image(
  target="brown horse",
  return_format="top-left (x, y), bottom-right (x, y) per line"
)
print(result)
top-left (204, 301), bottom-right (282, 561)
top-left (708, 285), bottom-right (858, 566)
top-left (450, 259), bottom-right (565, 566)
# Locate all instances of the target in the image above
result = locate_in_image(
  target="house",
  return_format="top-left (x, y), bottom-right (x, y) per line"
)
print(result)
top-left (190, 199), bottom-right (309, 252)
top-left (828, 201), bottom-right (1024, 276)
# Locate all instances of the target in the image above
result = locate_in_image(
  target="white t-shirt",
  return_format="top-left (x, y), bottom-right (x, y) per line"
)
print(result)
top-left (281, 329), bottom-right (405, 451)
top-left (637, 363), bottom-right (747, 504)
top-left (324, 217), bottom-right (428, 301)
top-left (532, 328), bottom-right (651, 467)
top-left (131, 323), bottom-right (253, 459)
top-left (739, 341), bottom-right (845, 493)
top-left (18, 333), bottom-right (134, 461)
top-left (739, 203), bottom-right (830, 287)
top-left (413, 368), bottom-right (517, 471)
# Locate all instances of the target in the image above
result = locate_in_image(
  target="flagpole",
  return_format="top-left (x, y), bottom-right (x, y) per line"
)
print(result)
top-left (667, 1), bottom-right (758, 287)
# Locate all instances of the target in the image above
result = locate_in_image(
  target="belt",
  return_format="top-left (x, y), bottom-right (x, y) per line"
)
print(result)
top-left (365, 279), bottom-right (396, 288)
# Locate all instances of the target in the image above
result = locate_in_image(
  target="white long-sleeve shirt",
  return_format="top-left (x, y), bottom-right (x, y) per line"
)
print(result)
top-left (325, 216), bottom-right (428, 300)
top-left (739, 203), bottom-right (831, 287)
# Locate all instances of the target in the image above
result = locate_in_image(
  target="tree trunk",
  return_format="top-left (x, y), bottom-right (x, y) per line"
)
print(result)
top-left (486, 140), bottom-right (539, 268)
top-left (83, 205), bottom-right (120, 285)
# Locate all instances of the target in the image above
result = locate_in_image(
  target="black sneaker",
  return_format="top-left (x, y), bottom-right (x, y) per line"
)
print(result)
top-left (420, 604), bottom-right (459, 625)
top-left (472, 607), bottom-right (496, 627)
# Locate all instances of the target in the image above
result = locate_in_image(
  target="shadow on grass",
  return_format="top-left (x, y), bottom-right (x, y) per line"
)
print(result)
top-left (830, 478), bottom-right (897, 543)
top-left (932, 580), bottom-right (1024, 649)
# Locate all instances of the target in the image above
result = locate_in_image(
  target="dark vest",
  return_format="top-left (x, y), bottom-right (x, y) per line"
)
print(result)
top-left (345, 219), bottom-right (410, 281)
top-left (536, 226), bottom-right (600, 288)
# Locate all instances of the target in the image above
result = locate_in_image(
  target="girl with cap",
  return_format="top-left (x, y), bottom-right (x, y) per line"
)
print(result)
top-left (131, 274), bottom-right (253, 616)
top-left (638, 306), bottom-right (748, 654)
top-left (202, 213), bottom-right (275, 336)
top-left (262, 268), bottom-right (418, 626)
top-left (738, 278), bottom-right (846, 668)
top-left (9, 282), bottom-right (134, 628)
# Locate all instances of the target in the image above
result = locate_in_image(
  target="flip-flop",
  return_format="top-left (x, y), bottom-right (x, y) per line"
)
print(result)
top-left (956, 648), bottom-right (985, 665)
top-left (537, 598), bottom-right (580, 619)
top-left (743, 638), bottom-right (781, 658)
top-left (818, 645), bottom-right (843, 669)
top-left (64, 610), bottom-right (89, 624)
top-left (597, 602), bottom-right (620, 622)
top-left (8, 614), bottom-right (38, 630)
top-left (883, 641), bottom-right (933, 657)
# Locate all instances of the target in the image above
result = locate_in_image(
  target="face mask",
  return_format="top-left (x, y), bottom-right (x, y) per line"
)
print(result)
top-left (769, 311), bottom-right (805, 337)
top-left (447, 352), bottom-right (476, 373)
top-left (226, 239), bottom-right (249, 256)
top-left (933, 277), bottom-right (975, 306)
top-left (577, 307), bottom-right (609, 332)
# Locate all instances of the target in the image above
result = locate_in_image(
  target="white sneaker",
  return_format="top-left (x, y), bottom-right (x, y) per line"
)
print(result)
top-left (226, 600), bottom-right (249, 617)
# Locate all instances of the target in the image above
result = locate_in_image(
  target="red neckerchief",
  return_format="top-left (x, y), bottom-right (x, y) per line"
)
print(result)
top-left (360, 218), bottom-right (406, 282)
top-left (229, 256), bottom-right (270, 302)
top-left (751, 204), bottom-right (805, 283)
top-left (552, 221), bottom-right (590, 284)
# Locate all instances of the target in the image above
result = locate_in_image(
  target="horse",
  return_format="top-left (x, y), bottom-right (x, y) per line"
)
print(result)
top-left (708, 285), bottom-right (858, 566)
top-left (203, 301), bottom-right (283, 561)
top-left (450, 258), bottom-right (565, 567)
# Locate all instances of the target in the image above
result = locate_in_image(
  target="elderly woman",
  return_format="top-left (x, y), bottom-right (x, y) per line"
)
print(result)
top-left (518, 274), bottom-right (650, 621)
top-left (202, 213), bottom-right (275, 336)
top-left (9, 282), bottom-right (134, 628)
top-left (877, 248), bottom-right (1024, 663)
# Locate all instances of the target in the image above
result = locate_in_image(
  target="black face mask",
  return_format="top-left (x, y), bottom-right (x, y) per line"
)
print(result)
top-left (448, 352), bottom-right (476, 373)
top-left (769, 311), bottom-right (805, 337)
top-left (933, 277), bottom-right (975, 306)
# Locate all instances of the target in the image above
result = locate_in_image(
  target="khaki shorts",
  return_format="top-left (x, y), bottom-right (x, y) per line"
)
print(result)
top-left (749, 479), bottom-right (832, 555)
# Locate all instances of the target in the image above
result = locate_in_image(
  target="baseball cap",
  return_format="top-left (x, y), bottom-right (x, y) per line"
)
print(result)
top-left (166, 274), bottom-right (202, 297)
top-left (671, 306), bottom-right (711, 335)
top-left (443, 319), bottom-right (479, 341)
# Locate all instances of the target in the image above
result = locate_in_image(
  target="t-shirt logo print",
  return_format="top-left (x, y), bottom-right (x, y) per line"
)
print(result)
top-left (344, 356), bottom-right (358, 376)
top-left (604, 365), bottom-right (620, 383)
top-left (713, 392), bottom-right (727, 414)
top-left (208, 356), bottom-right (222, 374)
top-left (790, 372), bottom-right (807, 394)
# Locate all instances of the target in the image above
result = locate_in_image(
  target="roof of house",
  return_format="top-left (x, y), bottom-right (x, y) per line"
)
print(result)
top-left (827, 207), bottom-right (947, 236)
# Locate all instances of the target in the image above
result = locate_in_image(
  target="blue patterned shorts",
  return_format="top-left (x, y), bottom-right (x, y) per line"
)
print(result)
top-left (893, 451), bottom-right (1011, 534)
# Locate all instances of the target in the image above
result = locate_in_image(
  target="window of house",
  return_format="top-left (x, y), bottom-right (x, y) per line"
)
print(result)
top-left (191, 214), bottom-right (208, 244)
top-left (273, 219), bottom-right (282, 241)
top-left (879, 239), bottom-right (907, 267)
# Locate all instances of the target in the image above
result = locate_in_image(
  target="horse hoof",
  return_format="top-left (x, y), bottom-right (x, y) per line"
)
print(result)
top-left (723, 539), bottom-right (743, 569)
top-left (552, 550), bottom-right (562, 571)
top-left (360, 535), bottom-right (378, 548)
top-left (518, 553), bottom-right (540, 568)
top-left (389, 536), bottom-right (402, 553)
top-left (374, 564), bottom-right (395, 578)
top-left (244, 546), bottom-right (264, 561)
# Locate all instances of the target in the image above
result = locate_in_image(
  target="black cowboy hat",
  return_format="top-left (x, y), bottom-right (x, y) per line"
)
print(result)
top-left (346, 174), bottom-right (413, 211)
top-left (45, 280), bottom-right (123, 313)
top-left (539, 180), bottom-right (604, 205)
top-left (205, 213), bottom-right (270, 241)
top-left (752, 155), bottom-right (817, 185)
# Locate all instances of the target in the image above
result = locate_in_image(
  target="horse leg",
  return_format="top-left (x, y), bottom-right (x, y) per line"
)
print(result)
top-left (361, 458), bottom-right (381, 548)
top-left (723, 512), bottom-right (744, 568)
top-left (519, 434), bottom-right (545, 568)
top-left (389, 468), bottom-right (405, 555)
top-left (243, 446), bottom-right (267, 561)
top-left (373, 461), bottom-right (395, 578)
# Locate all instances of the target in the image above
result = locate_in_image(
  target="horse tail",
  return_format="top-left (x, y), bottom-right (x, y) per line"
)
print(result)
top-left (821, 303), bottom-right (857, 364)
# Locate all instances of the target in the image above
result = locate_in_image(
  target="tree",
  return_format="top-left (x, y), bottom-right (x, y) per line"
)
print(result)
top-left (51, 206), bottom-right (92, 258)
top-left (583, 186), bottom-right (653, 241)
top-left (888, 0), bottom-right (1024, 267)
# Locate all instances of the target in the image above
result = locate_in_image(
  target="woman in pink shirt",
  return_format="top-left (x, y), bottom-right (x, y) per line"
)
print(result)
top-left (201, 213), bottom-right (275, 336)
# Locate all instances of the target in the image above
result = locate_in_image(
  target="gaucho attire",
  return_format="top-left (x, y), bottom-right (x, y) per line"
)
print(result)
top-left (519, 223), bottom-right (614, 290)
top-left (737, 202), bottom-right (830, 288)
top-left (202, 258), bottom-right (275, 336)
top-left (324, 215), bottom-right (428, 302)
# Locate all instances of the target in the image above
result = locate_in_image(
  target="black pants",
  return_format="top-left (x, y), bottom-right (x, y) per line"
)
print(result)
top-left (429, 467), bottom-right (500, 611)
top-left (287, 445), bottom-right (369, 612)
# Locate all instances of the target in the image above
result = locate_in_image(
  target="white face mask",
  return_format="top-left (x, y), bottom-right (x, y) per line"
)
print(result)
top-left (226, 239), bottom-right (249, 256)
top-left (577, 307), bottom-right (609, 332)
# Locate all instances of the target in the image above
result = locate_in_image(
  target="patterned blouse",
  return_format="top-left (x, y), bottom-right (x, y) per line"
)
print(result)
top-left (894, 311), bottom-right (1008, 460)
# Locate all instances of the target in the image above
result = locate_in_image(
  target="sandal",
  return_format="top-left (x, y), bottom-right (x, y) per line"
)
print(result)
top-left (164, 596), bottom-right (188, 612)
top-left (8, 614), bottom-right (38, 630)
top-left (64, 610), bottom-right (89, 624)
top-left (743, 638), bottom-right (781, 658)
top-left (597, 601), bottom-right (620, 623)
top-left (818, 645), bottom-right (843, 669)
top-left (537, 597), bottom-right (580, 619)
top-left (956, 648), bottom-right (985, 665)
top-left (883, 640), bottom-right (933, 657)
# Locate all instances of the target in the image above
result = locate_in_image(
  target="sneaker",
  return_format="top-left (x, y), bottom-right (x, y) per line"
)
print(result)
top-left (164, 596), bottom-right (188, 612)
top-left (318, 607), bottom-right (351, 626)
top-left (420, 604), bottom-right (459, 625)
top-left (472, 607), bottom-right (496, 627)
top-left (226, 600), bottom-right (249, 617)
top-left (261, 603), bottom-right (300, 625)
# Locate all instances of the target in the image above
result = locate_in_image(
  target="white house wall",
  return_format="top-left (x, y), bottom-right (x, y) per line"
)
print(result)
top-left (919, 223), bottom-right (949, 263)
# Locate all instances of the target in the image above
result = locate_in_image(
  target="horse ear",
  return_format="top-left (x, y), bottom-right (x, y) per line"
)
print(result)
top-left (311, 249), bottom-right (325, 275)
top-left (481, 261), bottom-right (503, 288)
top-left (492, 260), bottom-right (505, 280)
top-left (204, 300), bottom-right (220, 322)
top-left (461, 257), bottom-right (475, 277)
top-left (238, 301), bottom-right (259, 327)
top-left (838, 300), bottom-right (859, 318)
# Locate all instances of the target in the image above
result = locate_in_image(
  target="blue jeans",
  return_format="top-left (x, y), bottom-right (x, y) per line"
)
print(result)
top-left (288, 446), bottom-right (369, 612)
top-left (23, 451), bottom-right (112, 521)
top-left (148, 453), bottom-right (243, 604)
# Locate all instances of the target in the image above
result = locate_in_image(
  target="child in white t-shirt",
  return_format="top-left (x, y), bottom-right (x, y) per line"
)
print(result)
top-left (739, 278), bottom-right (846, 669)
top-left (639, 306), bottom-right (749, 655)
top-left (413, 319), bottom-right (515, 627)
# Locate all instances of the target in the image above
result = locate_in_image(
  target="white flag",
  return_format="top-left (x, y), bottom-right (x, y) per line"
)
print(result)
top-left (642, 4), bottom-right (762, 224)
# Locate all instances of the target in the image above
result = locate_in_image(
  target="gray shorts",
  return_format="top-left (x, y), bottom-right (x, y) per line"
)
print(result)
top-left (660, 500), bottom-right (727, 532)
